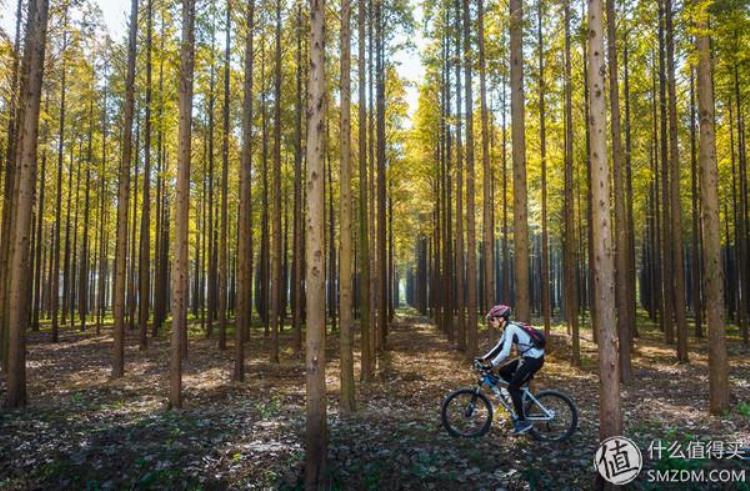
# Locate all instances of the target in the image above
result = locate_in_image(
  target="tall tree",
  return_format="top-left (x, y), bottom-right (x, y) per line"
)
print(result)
top-left (563, 0), bottom-right (579, 366)
top-left (694, 5), bottom-right (728, 415)
top-left (218, 0), bottom-right (231, 351)
top-left (509, 0), bottom-right (530, 322)
top-left (537, 0), bottom-right (550, 333)
top-left (454, 0), bottom-right (465, 351)
top-left (138, 0), bottom-right (154, 350)
top-left (339, 0), bottom-right (356, 413)
top-left (358, 0), bottom-right (373, 379)
top-left (270, 0), bottom-right (283, 363)
top-left (171, 0), bottom-right (196, 409)
top-left (376, 0), bottom-right (388, 350)
top-left (587, 0), bottom-right (622, 447)
top-left (292, 0), bottom-right (305, 354)
top-left (3, 0), bottom-right (50, 408)
top-left (605, 0), bottom-right (632, 379)
top-left (478, 0), bottom-right (493, 313)
top-left (235, 0), bottom-right (255, 383)
top-left (463, 0), bottom-right (478, 357)
top-left (665, 0), bottom-right (689, 361)
top-left (305, 0), bottom-right (328, 483)
top-left (113, 0), bottom-right (139, 378)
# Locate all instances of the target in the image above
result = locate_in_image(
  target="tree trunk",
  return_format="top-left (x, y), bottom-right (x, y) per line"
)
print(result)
top-left (537, 0), bottom-right (550, 334)
top-left (376, 0), bottom-right (387, 351)
top-left (478, 0), bottom-right (493, 315)
top-left (605, 0), bottom-right (633, 380)
top-left (563, 0), bottom-right (579, 367)
top-left (305, 0), bottom-right (328, 483)
top-left (358, 0), bottom-right (373, 379)
top-left (509, 0), bottom-right (530, 322)
top-left (339, 0), bottom-right (356, 413)
top-left (171, 0), bottom-right (196, 409)
top-left (235, 0), bottom-right (255, 383)
top-left (586, 0), bottom-right (622, 446)
top-left (463, 0), bottom-right (478, 358)
top-left (689, 68), bottom-right (703, 338)
top-left (694, 13), bottom-right (728, 415)
top-left (138, 0), bottom-right (154, 350)
top-left (3, 0), bottom-right (49, 408)
top-left (293, 0), bottom-right (305, 355)
top-left (218, 0), bottom-right (231, 351)
top-left (113, 0), bottom-right (139, 378)
top-left (665, 0), bottom-right (689, 361)
top-left (270, 0), bottom-right (283, 363)
top-left (454, 0), bottom-right (465, 351)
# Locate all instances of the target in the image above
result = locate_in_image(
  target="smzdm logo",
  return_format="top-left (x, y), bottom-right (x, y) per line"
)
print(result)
top-left (594, 436), bottom-right (643, 485)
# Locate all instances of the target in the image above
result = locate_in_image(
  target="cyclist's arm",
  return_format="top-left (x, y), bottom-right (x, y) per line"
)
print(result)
top-left (480, 332), bottom-right (506, 363)
top-left (487, 325), bottom-right (516, 366)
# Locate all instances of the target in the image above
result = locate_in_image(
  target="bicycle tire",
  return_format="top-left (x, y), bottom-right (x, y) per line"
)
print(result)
top-left (523, 389), bottom-right (578, 442)
top-left (441, 388), bottom-right (494, 438)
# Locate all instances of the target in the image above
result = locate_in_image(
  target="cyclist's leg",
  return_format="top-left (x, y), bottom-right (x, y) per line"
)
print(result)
top-left (497, 359), bottom-right (519, 384)
top-left (508, 357), bottom-right (544, 420)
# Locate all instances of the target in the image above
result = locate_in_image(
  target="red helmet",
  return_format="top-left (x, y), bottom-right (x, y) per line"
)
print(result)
top-left (486, 304), bottom-right (512, 320)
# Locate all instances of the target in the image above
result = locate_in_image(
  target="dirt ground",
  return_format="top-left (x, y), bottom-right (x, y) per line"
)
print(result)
top-left (1, 310), bottom-right (749, 490)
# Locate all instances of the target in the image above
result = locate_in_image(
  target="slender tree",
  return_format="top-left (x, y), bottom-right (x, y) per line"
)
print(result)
top-left (478, 0), bottom-right (493, 313)
top-left (665, 0), bottom-right (689, 361)
top-left (171, 0), bottom-right (196, 409)
top-left (4, 0), bottom-right (50, 408)
top-left (358, 0), bottom-right (373, 379)
top-left (509, 0), bottom-right (530, 322)
top-left (605, 0), bottom-right (632, 379)
top-left (235, 0), bottom-right (255, 382)
top-left (113, 0), bottom-right (139, 377)
top-left (305, 0), bottom-right (328, 482)
top-left (339, 0), bottom-right (356, 413)
top-left (463, 0), bottom-right (478, 357)
top-left (563, 0), bottom-right (579, 366)
top-left (694, 5), bottom-right (728, 414)
top-left (270, 0), bottom-right (283, 363)
top-left (587, 0), bottom-right (622, 447)
top-left (138, 0), bottom-right (154, 350)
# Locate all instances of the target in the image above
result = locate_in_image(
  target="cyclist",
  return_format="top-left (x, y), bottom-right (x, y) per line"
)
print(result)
top-left (476, 304), bottom-right (545, 435)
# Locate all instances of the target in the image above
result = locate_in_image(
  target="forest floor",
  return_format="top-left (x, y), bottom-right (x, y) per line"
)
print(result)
top-left (1, 310), bottom-right (749, 490)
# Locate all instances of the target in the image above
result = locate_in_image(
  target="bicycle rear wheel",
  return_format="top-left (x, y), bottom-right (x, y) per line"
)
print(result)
top-left (523, 389), bottom-right (578, 442)
top-left (441, 388), bottom-right (493, 438)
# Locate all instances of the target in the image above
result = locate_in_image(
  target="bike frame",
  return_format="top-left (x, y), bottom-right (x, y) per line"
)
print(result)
top-left (476, 372), bottom-right (556, 422)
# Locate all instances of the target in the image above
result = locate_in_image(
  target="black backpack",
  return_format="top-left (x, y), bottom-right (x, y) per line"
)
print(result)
top-left (512, 322), bottom-right (546, 350)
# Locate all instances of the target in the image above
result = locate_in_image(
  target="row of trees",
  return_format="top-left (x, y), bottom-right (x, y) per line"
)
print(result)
top-left (406, 0), bottom-right (738, 461)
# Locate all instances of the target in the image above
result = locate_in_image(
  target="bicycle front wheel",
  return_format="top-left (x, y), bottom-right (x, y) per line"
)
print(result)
top-left (441, 388), bottom-right (493, 438)
top-left (523, 389), bottom-right (578, 442)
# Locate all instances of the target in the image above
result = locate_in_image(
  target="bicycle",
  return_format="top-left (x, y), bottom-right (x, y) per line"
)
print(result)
top-left (441, 359), bottom-right (578, 442)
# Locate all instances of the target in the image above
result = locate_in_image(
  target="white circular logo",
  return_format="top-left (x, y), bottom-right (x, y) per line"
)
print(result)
top-left (594, 436), bottom-right (642, 485)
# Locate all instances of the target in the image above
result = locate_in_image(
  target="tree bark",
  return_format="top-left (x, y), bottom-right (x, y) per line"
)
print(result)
top-left (586, 0), bottom-right (622, 445)
top-left (305, 0), bottom-right (328, 483)
top-left (478, 0), bottom-right (493, 314)
top-left (694, 10), bottom-right (728, 415)
top-left (138, 0), bottom-right (154, 350)
top-left (463, 0), bottom-right (477, 358)
top-left (113, 0), bottom-right (139, 378)
top-left (4, 0), bottom-right (49, 408)
top-left (563, 0), bottom-right (579, 367)
top-left (236, 0), bottom-right (255, 383)
top-left (339, 0), bottom-right (356, 413)
top-left (537, 0), bottom-right (550, 334)
top-left (605, 0), bottom-right (633, 380)
top-left (171, 0), bottom-right (196, 409)
top-left (509, 0), bottom-right (530, 322)
top-left (358, 0), bottom-right (373, 379)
